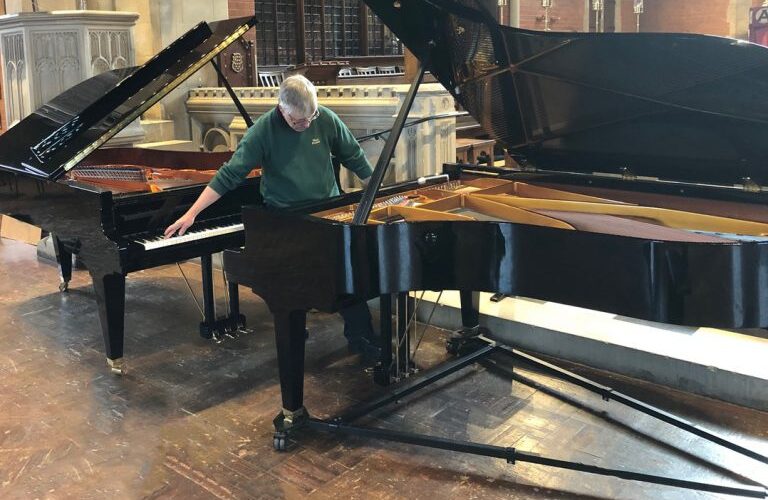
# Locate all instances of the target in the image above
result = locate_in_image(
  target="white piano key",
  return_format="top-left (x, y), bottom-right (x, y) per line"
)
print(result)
top-left (138, 222), bottom-right (243, 250)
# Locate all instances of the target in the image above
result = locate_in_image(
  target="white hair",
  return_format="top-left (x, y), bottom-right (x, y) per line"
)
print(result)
top-left (278, 75), bottom-right (318, 117)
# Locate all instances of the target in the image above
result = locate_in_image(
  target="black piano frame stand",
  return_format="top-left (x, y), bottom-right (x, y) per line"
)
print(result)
top-left (272, 291), bottom-right (768, 499)
top-left (52, 235), bottom-right (245, 372)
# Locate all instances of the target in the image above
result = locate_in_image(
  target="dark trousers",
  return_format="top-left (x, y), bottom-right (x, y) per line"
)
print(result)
top-left (338, 300), bottom-right (375, 341)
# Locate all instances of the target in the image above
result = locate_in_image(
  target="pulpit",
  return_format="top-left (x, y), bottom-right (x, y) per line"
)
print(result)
top-left (0, 9), bottom-right (142, 144)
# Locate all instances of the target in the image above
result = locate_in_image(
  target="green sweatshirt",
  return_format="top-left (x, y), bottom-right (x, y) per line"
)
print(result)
top-left (208, 105), bottom-right (373, 208)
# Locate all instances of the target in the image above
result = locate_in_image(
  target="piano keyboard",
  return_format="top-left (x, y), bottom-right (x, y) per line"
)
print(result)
top-left (137, 222), bottom-right (244, 250)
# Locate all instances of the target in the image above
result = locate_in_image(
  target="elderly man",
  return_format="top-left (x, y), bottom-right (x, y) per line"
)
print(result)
top-left (165, 75), bottom-right (379, 359)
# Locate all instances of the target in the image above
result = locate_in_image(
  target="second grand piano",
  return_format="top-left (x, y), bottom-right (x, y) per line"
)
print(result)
top-left (0, 16), bottom-right (260, 373)
top-left (225, 0), bottom-right (768, 461)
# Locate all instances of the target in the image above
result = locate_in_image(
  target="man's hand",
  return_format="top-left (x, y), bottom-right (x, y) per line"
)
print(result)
top-left (164, 213), bottom-right (196, 238)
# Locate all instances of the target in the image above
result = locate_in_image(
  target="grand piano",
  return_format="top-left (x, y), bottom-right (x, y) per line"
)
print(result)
top-left (223, 0), bottom-right (768, 496)
top-left (0, 17), bottom-right (260, 373)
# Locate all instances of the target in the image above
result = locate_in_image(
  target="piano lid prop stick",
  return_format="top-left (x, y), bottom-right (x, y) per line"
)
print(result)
top-left (210, 58), bottom-right (255, 128)
top-left (352, 54), bottom-right (431, 225)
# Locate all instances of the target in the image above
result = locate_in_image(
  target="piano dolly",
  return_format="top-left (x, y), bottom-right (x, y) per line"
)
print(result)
top-left (275, 325), bottom-right (768, 499)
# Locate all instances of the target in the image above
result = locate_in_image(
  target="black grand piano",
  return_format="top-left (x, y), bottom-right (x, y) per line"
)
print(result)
top-left (224, 0), bottom-right (768, 497)
top-left (0, 17), bottom-right (261, 373)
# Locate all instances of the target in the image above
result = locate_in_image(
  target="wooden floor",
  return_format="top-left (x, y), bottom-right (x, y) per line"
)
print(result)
top-left (0, 237), bottom-right (767, 499)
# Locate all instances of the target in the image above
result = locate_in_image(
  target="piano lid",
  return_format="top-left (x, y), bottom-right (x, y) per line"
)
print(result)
top-left (0, 16), bottom-right (256, 181)
top-left (365, 0), bottom-right (768, 189)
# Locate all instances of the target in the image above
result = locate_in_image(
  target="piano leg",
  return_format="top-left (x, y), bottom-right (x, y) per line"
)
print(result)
top-left (374, 294), bottom-right (394, 386)
top-left (52, 236), bottom-right (72, 292)
top-left (90, 270), bottom-right (126, 374)
top-left (226, 279), bottom-right (247, 333)
top-left (272, 309), bottom-right (308, 450)
top-left (199, 254), bottom-right (217, 339)
top-left (396, 292), bottom-right (412, 377)
top-left (447, 290), bottom-right (486, 355)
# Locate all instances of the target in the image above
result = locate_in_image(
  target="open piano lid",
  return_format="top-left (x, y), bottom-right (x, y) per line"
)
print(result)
top-left (0, 16), bottom-right (255, 181)
top-left (366, 0), bottom-right (768, 189)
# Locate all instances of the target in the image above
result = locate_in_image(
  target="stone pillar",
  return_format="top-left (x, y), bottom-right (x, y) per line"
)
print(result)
top-left (139, 0), bottom-right (228, 138)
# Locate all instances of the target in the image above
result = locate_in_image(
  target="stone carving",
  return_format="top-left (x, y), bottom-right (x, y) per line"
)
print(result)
top-left (33, 31), bottom-right (81, 106)
top-left (3, 33), bottom-right (25, 126)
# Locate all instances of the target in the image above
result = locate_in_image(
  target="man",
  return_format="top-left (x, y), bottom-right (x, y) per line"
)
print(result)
top-left (165, 75), bottom-right (380, 359)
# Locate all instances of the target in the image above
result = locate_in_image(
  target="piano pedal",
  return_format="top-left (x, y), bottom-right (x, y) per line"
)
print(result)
top-left (200, 314), bottom-right (248, 341)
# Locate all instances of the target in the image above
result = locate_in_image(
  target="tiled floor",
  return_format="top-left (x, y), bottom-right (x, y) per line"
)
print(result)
top-left (1, 237), bottom-right (766, 499)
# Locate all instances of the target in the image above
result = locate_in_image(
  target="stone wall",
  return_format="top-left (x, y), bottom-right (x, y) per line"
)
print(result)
top-left (186, 83), bottom-right (457, 189)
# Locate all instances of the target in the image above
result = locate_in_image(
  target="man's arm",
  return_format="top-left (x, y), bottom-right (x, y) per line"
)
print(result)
top-left (331, 111), bottom-right (373, 180)
top-left (164, 123), bottom-right (264, 238)
top-left (164, 186), bottom-right (222, 237)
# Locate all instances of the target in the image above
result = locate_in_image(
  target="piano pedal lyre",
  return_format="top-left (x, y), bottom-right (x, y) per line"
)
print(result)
top-left (200, 313), bottom-right (249, 342)
top-left (107, 357), bottom-right (125, 375)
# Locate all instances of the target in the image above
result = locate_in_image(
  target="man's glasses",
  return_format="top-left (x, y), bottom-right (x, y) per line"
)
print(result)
top-left (281, 105), bottom-right (319, 127)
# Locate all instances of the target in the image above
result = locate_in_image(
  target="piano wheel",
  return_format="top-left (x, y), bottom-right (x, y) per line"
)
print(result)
top-left (59, 281), bottom-right (69, 293)
top-left (107, 357), bottom-right (125, 375)
top-left (273, 432), bottom-right (288, 451)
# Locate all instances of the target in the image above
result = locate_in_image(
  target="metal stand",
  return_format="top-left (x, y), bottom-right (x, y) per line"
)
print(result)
top-left (279, 336), bottom-right (768, 498)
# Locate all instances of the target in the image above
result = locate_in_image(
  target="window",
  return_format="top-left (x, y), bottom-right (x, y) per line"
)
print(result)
top-left (253, 0), bottom-right (402, 66)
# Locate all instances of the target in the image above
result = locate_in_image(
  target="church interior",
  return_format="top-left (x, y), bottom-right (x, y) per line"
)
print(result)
top-left (0, 1), bottom-right (767, 498)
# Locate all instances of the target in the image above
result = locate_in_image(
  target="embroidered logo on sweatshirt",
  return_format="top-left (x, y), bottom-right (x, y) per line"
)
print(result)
top-left (312, 138), bottom-right (321, 145)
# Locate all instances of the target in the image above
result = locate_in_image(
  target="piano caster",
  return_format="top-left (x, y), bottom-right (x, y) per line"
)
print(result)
top-left (273, 433), bottom-right (288, 451)
top-left (272, 406), bottom-right (309, 451)
top-left (59, 280), bottom-right (69, 293)
top-left (446, 325), bottom-right (487, 356)
top-left (107, 357), bottom-right (125, 375)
